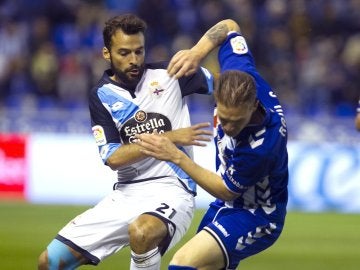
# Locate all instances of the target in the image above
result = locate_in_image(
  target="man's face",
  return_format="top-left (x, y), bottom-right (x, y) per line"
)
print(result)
top-left (216, 101), bottom-right (257, 137)
top-left (103, 30), bottom-right (145, 88)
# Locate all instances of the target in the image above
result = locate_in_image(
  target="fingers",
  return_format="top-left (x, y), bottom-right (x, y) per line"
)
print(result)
top-left (170, 64), bottom-right (193, 79)
top-left (194, 135), bottom-right (212, 142)
top-left (192, 122), bottom-right (213, 136)
top-left (167, 50), bottom-right (198, 79)
top-left (167, 51), bottom-right (185, 77)
top-left (135, 133), bottom-right (155, 144)
top-left (192, 122), bottom-right (211, 129)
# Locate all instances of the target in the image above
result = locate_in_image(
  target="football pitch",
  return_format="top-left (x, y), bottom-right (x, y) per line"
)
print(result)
top-left (1, 201), bottom-right (359, 270)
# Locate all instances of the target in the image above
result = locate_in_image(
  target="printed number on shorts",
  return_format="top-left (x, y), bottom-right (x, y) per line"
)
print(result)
top-left (155, 203), bottom-right (177, 219)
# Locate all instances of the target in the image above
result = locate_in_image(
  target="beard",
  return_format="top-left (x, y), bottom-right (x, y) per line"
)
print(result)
top-left (111, 62), bottom-right (145, 89)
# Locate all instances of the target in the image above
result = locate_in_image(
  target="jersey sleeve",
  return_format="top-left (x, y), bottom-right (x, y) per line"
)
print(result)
top-left (89, 87), bottom-right (121, 163)
top-left (178, 66), bottom-right (214, 97)
top-left (218, 32), bottom-right (281, 108)
top-left (218, 32), bottom-right (256, 74)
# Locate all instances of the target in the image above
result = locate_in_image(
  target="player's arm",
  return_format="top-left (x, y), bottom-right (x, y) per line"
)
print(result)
top-left (168, 19), bottom-right (241, 78)
top-left (106, 122), bottom-right (213, 170)
top-left (136, 132), bottom-right (238, 201)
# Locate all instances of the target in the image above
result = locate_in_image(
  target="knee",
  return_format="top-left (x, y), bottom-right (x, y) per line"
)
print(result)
top-left (38, 250), bottom-right (48, 270)
top-left (170, 250), bottom-right (189, 266)
top-left (128, 221), bottom-right (152, 249)
top-left (129, 218), bottom-right (165, 253)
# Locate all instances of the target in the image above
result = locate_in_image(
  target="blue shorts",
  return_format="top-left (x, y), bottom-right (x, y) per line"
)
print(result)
top-left (198, 201), bottom-right (284, 270)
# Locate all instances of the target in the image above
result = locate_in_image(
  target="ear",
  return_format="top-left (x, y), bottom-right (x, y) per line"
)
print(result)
top-left (102, 47), bottom-right (111, 62)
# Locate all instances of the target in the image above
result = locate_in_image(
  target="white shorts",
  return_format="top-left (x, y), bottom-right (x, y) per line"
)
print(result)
top-left (57, 178), bottom-right (195, 263)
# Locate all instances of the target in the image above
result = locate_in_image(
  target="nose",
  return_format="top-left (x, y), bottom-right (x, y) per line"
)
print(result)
top-left (129, 52), bottom-right (139, 65)
top-left (222, 123), bottom-right (235, 134)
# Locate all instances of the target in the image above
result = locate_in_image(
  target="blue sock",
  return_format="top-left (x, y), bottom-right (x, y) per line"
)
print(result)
top-left (168, 265), bottom-right (197, 270)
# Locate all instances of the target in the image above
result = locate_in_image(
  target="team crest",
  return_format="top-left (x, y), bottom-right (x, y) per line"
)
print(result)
top-left (149, 80), bottom-right (165, 97)
top-left (230, 36), bottom-right (248, 55)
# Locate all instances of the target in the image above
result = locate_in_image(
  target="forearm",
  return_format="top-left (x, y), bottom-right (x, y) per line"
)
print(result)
top-left (106, 127), bottom-right (203, 170)
top-left (106, 143), bottom-right (146, 170)
top-left (174, 150), bottom-right (237, 201)
top-left (192, 19), bottom-right (241, 59)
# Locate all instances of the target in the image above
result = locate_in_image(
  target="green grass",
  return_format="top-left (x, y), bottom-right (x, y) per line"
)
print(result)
top-left (1, 201), bottom-right (359, 269)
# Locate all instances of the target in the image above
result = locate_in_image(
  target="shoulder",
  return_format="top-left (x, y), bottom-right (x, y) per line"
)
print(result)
top-left (145, 61), bottom-right (169, 71)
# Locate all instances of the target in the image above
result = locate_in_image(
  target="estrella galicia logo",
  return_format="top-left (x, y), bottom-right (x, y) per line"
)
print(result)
top-left (120, 110), bottom-right (172, 143)
top-left (134, 110), bottom-right (147, 122)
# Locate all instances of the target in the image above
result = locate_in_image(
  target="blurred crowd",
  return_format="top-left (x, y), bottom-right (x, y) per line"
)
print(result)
top-left (0, 0), bottom-right (359, 121)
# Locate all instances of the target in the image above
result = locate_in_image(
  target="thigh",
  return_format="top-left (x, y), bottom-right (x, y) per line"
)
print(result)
top-left (58, 180), bottom-right (195, 261)
top-left (171, 230), bottom-right (225, 270)
top-left (138, 181), bottom-right (195, 253)
top-left (205, 209), bottom-right (284, 269)
top-left (58, 190), bottom-right (138, 262)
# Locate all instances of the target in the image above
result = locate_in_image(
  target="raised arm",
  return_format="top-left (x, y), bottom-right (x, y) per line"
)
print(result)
top-left (167, 19), bottom-right (241, 78)
top-left (136, 132), bottom-right (238, 201)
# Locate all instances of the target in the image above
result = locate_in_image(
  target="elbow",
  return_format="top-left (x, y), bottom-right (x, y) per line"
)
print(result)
top-left (223, 19), bottom-right (241, 33)
top-left (217, 187), bottom-right (238, 201)
top-left (105, 156), bottom-right (120, 171)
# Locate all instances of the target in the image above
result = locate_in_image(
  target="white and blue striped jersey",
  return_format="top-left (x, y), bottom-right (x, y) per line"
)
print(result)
top-left (215, 32), bottom-right (288, 221)
top-left (89, 62), bottom-right (213, 194)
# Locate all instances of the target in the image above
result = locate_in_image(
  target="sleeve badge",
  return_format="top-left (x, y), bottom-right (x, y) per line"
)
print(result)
top-left (230, 36), bottom-right (248, 55)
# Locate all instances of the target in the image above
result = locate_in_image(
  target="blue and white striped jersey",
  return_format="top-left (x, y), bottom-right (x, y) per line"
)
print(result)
top-left (215, 32), bottom-right (288, 221)
top-left (89, 61), bottom-right (213, 194)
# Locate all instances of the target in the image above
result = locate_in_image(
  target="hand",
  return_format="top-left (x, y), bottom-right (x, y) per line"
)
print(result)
top-left (135, 132), bottom-right (181, 163)
top-left (167, 49), bottom-right (203, 79)
top-left (169, 122), bottom-right (213, 146)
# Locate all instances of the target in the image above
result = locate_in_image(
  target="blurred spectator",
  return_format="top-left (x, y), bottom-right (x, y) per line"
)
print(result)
top-left (30, 41), bottom-right (58, 98)
top-left (0, 0), bottom-right (359, 134)
top-left (355, 98), bottom-right (360, 131)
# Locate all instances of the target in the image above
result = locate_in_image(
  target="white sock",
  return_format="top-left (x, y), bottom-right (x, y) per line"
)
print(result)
top-left (130, 247), bottom-right (161, 270)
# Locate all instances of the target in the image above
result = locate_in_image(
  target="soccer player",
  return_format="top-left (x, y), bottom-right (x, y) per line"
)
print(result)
top-left (136, 19), bottom-right (289, 270)
top-left (355, 98), bottom-right (360, 131)
top-left (37, 14), bottom-right (214, 270)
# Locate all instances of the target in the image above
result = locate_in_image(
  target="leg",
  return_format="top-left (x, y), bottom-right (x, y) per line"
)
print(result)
top-left (169, 230), bottom-right (225, 270)
top-left (128, 214), bottom-right (167, 270)
top-left (38, 239), bottom-right (89, 270)
top-left (129, 214), bottom-right (168, 253)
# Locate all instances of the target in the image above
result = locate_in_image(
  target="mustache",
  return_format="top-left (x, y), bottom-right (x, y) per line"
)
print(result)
top-left (126, 65), bottom-right (141, 72)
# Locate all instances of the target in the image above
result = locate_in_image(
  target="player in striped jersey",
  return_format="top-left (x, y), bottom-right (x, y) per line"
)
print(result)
top-left (38, 14), bottom-right (213, 270)
top-left (137, 19), bottom-right (289, 270)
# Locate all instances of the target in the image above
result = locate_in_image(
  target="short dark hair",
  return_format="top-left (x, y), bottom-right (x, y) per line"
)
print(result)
top-left (215, 70), bottom-right (256, 107)
top-left (103, 14), bottom-right (147, 49)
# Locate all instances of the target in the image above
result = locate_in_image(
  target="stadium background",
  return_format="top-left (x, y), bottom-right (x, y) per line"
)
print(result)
top-left (0, 0), bottom-right (359, 269)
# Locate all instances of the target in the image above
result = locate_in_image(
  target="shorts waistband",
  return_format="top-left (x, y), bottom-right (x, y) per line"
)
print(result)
top-left (113, 176), bottom-right (169, 190)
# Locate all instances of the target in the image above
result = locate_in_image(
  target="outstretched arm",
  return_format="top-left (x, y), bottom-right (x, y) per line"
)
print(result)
top-left (167, 19), bottom-right (241, 78)
top-left (106, 122), bottom-right (213, 170)
top-left (136, 132), bottom-right (238, 201)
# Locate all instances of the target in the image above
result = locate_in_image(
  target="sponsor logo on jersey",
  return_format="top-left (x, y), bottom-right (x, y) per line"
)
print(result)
top-left (213, 221), bottom-right (229, 237)
top-left (92, 125), bottom-right (107, 146)
top-left (134, 110), bottom-right (147, 122)
top-left (111, 101), bottom-right (124, 112)
top-left (230, 36), bottom-right (248, 55)
top-left (120, 111), bottom-right (172, 144)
